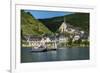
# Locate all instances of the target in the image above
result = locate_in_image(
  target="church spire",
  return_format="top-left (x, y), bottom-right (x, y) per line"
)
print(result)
top-left (64, 16), bottom-right (66, 23)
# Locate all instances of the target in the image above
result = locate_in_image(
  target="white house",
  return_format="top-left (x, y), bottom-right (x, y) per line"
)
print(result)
top-left (72, 35), bottom-right (80, 41)
top-left (80, 30), bottom-right (84, 34)
top-left (45, 37), bottom-right (51, 42)
top-left (67, 28), bottom-right (75, 34)
top-left (58, 35), bottom-right (69, 43)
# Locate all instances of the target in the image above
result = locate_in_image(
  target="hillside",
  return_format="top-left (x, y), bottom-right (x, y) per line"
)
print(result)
top-left (39, 13), bottom-right (89, 33)
top-left (21, 10), bottom-right (52, 36)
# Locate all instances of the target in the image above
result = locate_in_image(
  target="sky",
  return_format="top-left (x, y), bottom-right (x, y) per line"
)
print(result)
top-left (25, 10), bottom-right (73, 19)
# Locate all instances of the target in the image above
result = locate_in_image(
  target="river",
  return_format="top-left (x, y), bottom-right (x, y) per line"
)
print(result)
top-left (21, 47), bottom-right (89, 63)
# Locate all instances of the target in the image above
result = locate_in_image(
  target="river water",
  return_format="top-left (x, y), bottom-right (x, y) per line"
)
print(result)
top-left (21, 47), bottom-right (89, 63)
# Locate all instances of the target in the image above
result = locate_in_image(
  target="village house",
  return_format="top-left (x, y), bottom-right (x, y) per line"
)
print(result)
top-left (58, 35), bottom-right (69, 43)
top-left (24, 35), bottom-right (58, 49)
top-left (72, 35), bottom-right (80, 42)
top-left (26, 36), bottom-right (42, 48)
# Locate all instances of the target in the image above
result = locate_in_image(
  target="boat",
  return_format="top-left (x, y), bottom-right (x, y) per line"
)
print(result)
top-left (30, 48), bottom-right (45, 52)
top-left (30, 44), bottom-right (57, 52)
top-left (30, 48), bottom-right (57, 53)
top-left (30, 38), bottom-right (58, 52)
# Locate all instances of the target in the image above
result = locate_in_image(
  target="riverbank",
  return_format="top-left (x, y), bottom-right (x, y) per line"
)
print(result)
top-left (21, 43), bottom-right (89, 49)
top-left (21, 46), bottom-right (89, 49)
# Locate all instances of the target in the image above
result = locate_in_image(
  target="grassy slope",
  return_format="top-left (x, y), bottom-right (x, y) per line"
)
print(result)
top-left (21, 10), bottom-right (52, 36)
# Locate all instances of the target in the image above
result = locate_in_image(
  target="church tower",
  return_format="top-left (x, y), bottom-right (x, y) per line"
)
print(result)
top-left (59, 17), bottom-right (67, 33)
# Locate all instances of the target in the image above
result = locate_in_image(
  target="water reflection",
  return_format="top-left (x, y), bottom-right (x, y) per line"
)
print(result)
top-left (21, 47), bottom-right (89, 63)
